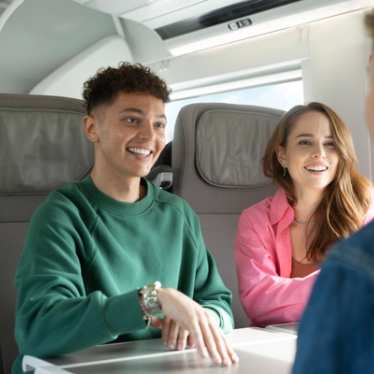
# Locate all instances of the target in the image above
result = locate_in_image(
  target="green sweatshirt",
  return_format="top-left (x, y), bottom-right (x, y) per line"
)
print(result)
top-left (13, 177), bottom-right (233, 373)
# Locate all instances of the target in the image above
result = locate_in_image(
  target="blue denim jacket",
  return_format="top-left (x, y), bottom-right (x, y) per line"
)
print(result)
top-left (293, 220), bottom-right (374, 374)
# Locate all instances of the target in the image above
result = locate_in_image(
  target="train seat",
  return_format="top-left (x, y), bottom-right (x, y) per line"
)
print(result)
top-left (172, 102), bottom-right (284, 328)
top-left (0, 93), bottom-right (92, 374)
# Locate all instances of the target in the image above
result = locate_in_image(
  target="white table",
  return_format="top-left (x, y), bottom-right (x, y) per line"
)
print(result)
top-left (23, 327), bottom-right (296, 374)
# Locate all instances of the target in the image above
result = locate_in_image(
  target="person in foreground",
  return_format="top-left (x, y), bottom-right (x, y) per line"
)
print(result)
top-left (292, 10), bottom-right (374, 374)
top-left (13, 63), bottom-right (238, 373)
top-left (235, 101), bottom-right (374, 327)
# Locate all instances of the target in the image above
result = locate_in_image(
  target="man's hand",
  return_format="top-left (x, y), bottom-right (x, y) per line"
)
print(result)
top-left (156, 288), bottom-right (239, 366)
top-left (152, 317), bottom-right (194, 351)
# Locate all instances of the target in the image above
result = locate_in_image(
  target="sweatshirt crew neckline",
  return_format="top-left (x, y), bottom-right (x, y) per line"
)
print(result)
top-left (79, 176), bottom-right (156, 216)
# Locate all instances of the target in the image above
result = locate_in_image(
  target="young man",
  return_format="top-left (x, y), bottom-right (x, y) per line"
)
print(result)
top-left (13, 63), bottom-right (238, 373)
top-left (292, 10), bottom-right (374, 374)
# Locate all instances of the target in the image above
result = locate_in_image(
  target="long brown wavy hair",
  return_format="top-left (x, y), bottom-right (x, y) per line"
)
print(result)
top-left (263, 102), bottom-right (372, 262)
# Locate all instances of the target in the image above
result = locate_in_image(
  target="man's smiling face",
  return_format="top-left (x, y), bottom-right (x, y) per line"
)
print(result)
top-left (87, 92), bottom-right (167, 182)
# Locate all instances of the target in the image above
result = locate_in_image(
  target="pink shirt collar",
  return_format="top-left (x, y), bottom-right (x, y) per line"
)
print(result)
top-left (270, 188), bottom-right (295, 227)
top-left (269, 188), bottom-right (295, 277)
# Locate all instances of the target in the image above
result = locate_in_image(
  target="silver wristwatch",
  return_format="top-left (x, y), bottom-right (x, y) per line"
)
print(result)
top-left (138, 281), bottom-right (165, 325)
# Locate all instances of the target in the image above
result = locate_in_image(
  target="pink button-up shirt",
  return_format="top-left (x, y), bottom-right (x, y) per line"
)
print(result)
top-left (235, 188), bottom-right (374, 327)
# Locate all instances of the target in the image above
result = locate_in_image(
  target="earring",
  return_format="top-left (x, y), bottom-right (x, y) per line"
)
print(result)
top-left (283, 167), bottom-right (287, 177)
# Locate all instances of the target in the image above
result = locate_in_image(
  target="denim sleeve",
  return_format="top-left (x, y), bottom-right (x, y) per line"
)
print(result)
top-left (292, 256), bottom-right (374, 374)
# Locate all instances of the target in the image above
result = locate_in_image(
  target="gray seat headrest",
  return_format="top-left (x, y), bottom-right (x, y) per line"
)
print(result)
top-left (172, 103), bottom-right (284, 213)
top-left (0, 94), bottom-right (93, 195)
top-left (195, 106), bottom-right (282, 188)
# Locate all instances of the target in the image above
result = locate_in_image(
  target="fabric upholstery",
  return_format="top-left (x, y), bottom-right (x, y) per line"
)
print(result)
top-left (0, 93), bottom-right (91, 374)
top-left (173, 102), bottom-right (284, 328)
top-left (0, 94), bottom-right (92, 194)
top-left (196, 107), bottom-right (278, 188)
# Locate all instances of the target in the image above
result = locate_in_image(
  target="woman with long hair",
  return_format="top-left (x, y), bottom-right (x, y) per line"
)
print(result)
top-left (235, 102), bottom-right (374, 326)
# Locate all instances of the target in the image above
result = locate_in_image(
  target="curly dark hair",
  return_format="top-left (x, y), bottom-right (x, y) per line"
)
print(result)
top-left (82, 62), bottom-right (171, 114)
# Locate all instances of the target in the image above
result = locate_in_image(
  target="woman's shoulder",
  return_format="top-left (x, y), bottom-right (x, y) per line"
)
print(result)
top-left (242, 196), bottom-right (272, 217)
top-left (241, 188), bottom-right (287, 221)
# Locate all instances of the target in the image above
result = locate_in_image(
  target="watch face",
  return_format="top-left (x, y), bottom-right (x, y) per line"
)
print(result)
top-left (140, 281), bottom-right (163, 318)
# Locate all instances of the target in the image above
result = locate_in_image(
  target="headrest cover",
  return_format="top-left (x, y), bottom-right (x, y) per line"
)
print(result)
top-left (195, 107), bottom-right (282, 188)
top-left (0, 94), bottom-right (93, 194)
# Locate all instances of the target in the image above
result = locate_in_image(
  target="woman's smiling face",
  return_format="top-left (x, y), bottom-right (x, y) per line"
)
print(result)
top-left (277, 111), bottom-right (339, 194)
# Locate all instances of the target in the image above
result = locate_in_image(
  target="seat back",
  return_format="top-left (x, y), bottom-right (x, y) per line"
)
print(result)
top-left (0, 94), bottom-right (93, 374)
top-left (172, 103), bottom-right (284, 328)
top-left (147, 142), bottom-right (173, 191)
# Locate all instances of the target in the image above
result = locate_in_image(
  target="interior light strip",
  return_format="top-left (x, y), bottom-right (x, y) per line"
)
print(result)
top-left (168, 0), bottom-right (373, 57)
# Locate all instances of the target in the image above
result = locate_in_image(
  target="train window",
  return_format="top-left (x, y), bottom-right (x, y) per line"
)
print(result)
top-left (165, 70), bottom-right (303, 142)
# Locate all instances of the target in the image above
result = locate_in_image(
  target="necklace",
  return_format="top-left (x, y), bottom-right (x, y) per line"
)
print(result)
top-left (294, 217), bottom-right (308, 225)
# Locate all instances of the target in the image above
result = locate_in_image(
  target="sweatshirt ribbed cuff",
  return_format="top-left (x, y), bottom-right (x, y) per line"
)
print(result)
top-left (104, 289), bottom-right (146, 334)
